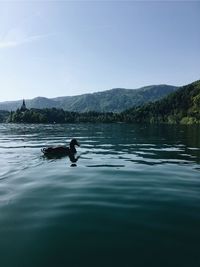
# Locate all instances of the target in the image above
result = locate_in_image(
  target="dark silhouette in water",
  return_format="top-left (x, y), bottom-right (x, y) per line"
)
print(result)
top-left (69, 153), bottom-right (80, 167)
top-left (42, 139), bottom-right (80, 159)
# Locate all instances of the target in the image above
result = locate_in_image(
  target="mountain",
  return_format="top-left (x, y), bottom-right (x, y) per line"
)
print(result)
top-left (0, 97), bottom-right (58, 112)
top-left (123, 80), bottom-right (200, 124)
top-left (0, 85), bottom-right (178, 113)
top-left (53, 85), bottom-right (178, 113)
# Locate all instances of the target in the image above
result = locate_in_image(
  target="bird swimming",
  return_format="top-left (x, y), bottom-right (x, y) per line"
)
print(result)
top-left (42, 138), bottom-right (80, 157)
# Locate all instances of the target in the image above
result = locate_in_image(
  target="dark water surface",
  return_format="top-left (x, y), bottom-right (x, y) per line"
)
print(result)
top-left (0, 123), bottom-right (200, 267)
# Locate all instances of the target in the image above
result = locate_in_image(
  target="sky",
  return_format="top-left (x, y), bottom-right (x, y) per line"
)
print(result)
top-left (0, 0), bottom-right (199, 101)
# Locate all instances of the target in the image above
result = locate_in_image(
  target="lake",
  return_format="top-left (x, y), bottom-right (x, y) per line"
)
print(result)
top-left (0, 123), bottom-right (200, 267)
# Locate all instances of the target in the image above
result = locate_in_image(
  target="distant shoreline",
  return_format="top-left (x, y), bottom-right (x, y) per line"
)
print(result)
top-left (1, 80), bottom-right (200, 125)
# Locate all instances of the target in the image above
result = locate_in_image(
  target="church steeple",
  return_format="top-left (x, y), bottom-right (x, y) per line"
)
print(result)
top-left (20, 99), bottom-right (27, 111)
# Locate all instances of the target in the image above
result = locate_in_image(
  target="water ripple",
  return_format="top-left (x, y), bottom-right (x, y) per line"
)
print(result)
top-left (0, 123), bottom-right (200, 267)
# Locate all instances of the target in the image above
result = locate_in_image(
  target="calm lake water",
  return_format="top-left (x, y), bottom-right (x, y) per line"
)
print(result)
top-left (0, 123), bottom-right (200, 267)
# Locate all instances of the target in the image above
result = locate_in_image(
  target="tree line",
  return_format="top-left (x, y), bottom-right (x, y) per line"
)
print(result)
top-left (1, 80), bottom-right (200, 124)
top-left (6, 108), bottom-right (122, 123)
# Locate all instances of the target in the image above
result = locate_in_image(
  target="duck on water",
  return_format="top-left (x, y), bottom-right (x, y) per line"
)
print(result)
top-left (42, 139), bottom-right (80, 158)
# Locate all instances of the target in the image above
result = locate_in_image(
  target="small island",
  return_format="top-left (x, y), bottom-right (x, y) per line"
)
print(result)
top-left (1, 80), bottom-right (200, 124)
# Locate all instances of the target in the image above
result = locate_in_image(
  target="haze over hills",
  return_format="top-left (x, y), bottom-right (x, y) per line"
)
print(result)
top-left (0, 85), bottom-right (177, 113)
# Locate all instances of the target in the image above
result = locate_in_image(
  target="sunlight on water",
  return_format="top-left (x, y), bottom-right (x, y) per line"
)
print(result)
top-left (0, 123), bottom-right (200, 267)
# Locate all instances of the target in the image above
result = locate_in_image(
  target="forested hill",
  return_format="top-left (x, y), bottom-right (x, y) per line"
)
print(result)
top-left (123, 80), bottom-right (200, 124)
top-left (0, 84), bottom-right (177, 113)
top-left (1, 80), bottom-right (200, 124)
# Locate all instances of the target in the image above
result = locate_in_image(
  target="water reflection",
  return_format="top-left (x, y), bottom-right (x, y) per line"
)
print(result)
top-left (0, 123), bottom-right (200, 175)
top-left (83, 124), bottom-right (200, 166)
top-left (0, 123), bottom-right (200, 267)
top-left (69, 154), bottom-right (80, 167)
top-left (42, 149), bottom-right (81, 167)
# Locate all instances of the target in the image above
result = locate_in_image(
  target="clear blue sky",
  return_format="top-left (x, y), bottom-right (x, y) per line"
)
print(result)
top-left (0, 0), bottom-right (199, 101)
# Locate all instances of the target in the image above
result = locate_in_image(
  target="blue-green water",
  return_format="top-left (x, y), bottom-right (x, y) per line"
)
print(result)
top-left (0, 123), bottom-right (200, 267)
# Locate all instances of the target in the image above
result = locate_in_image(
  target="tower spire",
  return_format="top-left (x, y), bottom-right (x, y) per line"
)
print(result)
top-left (20, 99), bottom-right (27, 111)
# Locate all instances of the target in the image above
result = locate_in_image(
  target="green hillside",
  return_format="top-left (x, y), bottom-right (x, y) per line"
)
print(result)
top-left (123, 80), bottom-right (200, 124)
top-left (0, 85), bottom-right (177, 113)
top-left (3, 81), bottom-right (200, 125)
top-left (53, 85), bottom-right (177, 112)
